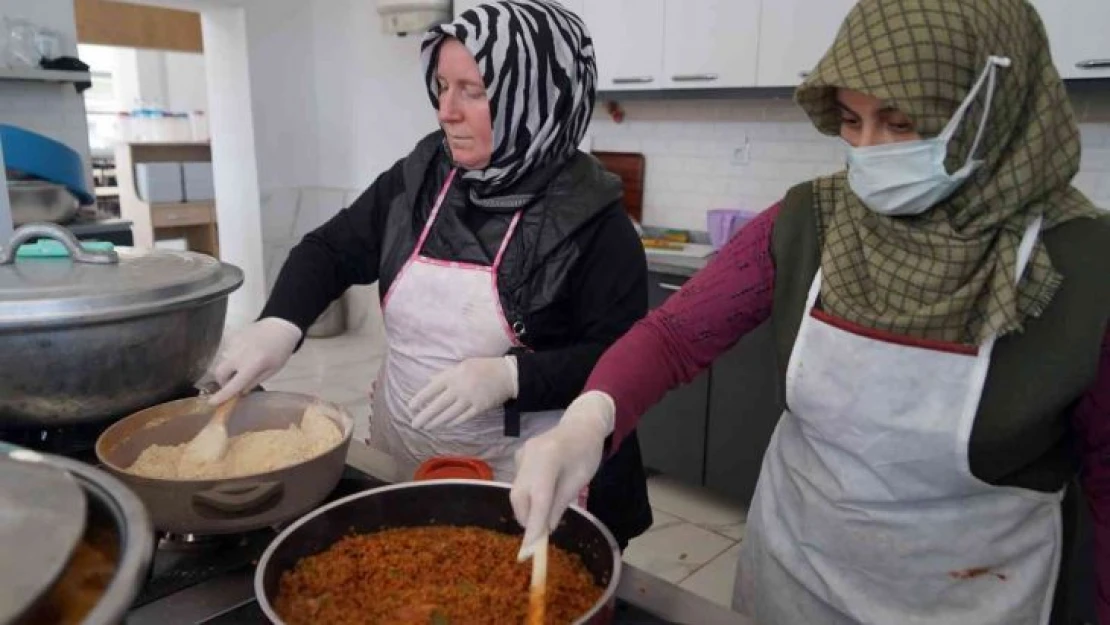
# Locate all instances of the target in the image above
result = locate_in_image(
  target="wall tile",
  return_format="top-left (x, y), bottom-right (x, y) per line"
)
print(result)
top-left (590, 94), bottom-right (1110, 230)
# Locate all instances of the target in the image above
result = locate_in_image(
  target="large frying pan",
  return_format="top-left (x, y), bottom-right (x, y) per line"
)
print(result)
top-left (95, 392), bottom-right (353, 535)
top-left (254, 480), bottom-right (620, 624)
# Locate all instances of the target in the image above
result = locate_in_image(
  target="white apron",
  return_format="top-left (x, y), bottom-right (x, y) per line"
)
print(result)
top-left (369, 169), bottom-right (562, 482)
top-left (735, 217), bottom-right (1062, 624)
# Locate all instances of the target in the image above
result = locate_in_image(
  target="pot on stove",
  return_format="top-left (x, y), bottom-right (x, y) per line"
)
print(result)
top-left (95, 392), bottom-right (354, 535)
top-left (254, 480), bottom-right (621, 625)
top-left (1, 443), bottom-right (154, 625)
top-left (0, 223), bottom-right (242, 427)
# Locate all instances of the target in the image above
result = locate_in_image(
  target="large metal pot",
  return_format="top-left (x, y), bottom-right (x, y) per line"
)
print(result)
top-left (96, 392), bottom-right (354, 535)
top-left (254, 480), bottom-right (620, 625)
top-left (8, 179), bottom-right (80, 226)
top-left (2, 445), bottom-right (154, 625)
top-left (0, 223), bottom-right (242, 426)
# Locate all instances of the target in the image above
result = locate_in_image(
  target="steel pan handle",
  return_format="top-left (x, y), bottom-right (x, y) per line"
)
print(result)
top-left (193, 480), bottom-right (283, 514)
top-left (0, 222), bottom-right (119, 265)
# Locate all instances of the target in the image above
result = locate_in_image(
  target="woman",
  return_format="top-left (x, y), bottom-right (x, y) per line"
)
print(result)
top-left (511, 0), bottom-right (1110, 622)
top-left (209, 0), bottom-right (652, 548)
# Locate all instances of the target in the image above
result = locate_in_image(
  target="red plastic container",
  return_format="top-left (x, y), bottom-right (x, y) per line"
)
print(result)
top-left (413, 456), bottom-right (494, 481)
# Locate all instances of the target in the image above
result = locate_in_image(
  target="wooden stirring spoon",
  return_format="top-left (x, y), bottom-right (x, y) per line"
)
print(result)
top-left (179, 396), bottom-right (241, 469)
top-left (525, 533), bottom-right (548, 625)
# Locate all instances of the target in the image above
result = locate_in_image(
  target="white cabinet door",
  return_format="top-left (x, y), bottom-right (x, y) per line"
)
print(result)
top-left (1030, 0), bottom-right (1110, 80)
top-left (583, 0), bottom-right (667, 91)
top-left (661, 0), bottom-right (761, 88)
top-left (756, 0), bottom-right (857, 86)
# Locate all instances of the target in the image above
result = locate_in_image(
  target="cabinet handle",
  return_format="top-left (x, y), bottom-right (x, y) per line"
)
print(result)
top-left (671, 73), bottom-right (719, 82)
top-left (1076, 59), bottom-right (1110, 70)
top-left (612, 76), bottom-right (655, 84)
top-left (659, 283), bottom-right (682, 292)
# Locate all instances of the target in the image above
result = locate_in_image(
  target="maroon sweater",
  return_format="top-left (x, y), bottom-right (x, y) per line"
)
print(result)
top-left (588, 204), bottom-right (1110, 623)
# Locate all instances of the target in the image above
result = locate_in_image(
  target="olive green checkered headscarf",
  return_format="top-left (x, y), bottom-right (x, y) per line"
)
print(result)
top-left (797, 0), bottom-right (1099, 344)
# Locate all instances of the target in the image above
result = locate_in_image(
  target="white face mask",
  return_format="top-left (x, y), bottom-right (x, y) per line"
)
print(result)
top-left (845, 55), bottom-right (1011, 217)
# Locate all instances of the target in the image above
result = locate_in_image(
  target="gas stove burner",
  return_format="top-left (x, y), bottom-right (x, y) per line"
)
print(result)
top-left (158, 531), bottom-right (253, 552)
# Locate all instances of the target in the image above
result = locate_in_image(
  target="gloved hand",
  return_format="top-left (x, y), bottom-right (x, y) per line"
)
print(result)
top-left (409, 356), bottom-right (518, 430)
top-left (510, 390), bottom-right (615, 561)
top-left (207, 317), bottom-right (303, 405)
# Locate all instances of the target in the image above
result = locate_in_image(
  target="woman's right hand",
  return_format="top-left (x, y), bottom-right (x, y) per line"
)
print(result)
top-left (206, 318), bottom-right (302, 404)
top-left (511, 391), bottom-right (616, 561)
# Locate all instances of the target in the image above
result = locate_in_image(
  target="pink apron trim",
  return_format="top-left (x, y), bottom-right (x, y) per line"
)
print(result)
top-left (382, 168), bottom-right (457, 311)
top-left (381, 167), bottom-right (525, 349)
top-left (492, 211), bottom-right (525, 348)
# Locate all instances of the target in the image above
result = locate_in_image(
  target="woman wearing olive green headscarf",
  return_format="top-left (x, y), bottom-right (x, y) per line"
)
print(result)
top-left (510, 1), bottom-right (1110, 623)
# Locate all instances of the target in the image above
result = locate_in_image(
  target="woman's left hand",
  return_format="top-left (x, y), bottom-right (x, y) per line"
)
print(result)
top-left (409, 357), bottom-right (519, 430)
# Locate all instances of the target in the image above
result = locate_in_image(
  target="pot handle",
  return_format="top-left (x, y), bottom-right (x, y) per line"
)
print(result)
top-left (193, 480), bottom-right (283, 514)
top-left (0, 222), bottom-right (119, 265)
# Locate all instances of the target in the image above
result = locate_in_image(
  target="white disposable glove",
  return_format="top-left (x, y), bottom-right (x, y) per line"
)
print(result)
top-left (409, 356), bottom-right (519, 430)
top-left (511, 390), bottom-right (615, 561)
top-left (207, 318), bottom-right (303, 405)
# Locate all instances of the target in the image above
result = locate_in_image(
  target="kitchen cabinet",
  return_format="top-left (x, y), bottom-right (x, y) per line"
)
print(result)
top-left (583, 0), bottom-right (666, 91)
top-left (1030, 0), bottom-right (1110, 80)
top-left (636, 272), bottom-right (709, 486)
top-left (586, 0), bottom-right (760, 90)
top-left (704, 322), bottom-right (781, 506)
top-left (636, 268), bottom-right (783, 505)
top-left (661, 0), bottom-right (761, 89)
top-left (117, 142), bottom-right (220, 258)
top-left (755, 0), bottom-right (856, 86)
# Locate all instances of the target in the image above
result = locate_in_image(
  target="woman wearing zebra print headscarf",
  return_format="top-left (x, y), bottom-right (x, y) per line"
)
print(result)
top-left (207, 0), bottom-right (653, 549)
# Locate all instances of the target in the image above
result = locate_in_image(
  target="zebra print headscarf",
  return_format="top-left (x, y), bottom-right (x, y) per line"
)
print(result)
top-left (421, 0), bottom-right (596, 203)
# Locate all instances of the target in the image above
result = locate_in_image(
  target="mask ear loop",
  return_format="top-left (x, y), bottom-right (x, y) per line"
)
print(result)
top-left (939, 55), bottom-right (1011, 170)
top-left (964, 56), bottom-right (1012, 161)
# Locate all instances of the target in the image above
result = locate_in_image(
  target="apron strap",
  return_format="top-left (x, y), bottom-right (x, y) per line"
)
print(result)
top-left (412, 168), bottom-right (458, 257)
top-left (497, 213), bottom-right (525, 438)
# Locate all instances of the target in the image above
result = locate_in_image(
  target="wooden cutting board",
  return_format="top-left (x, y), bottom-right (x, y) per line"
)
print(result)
top-left (592, 151), bottom-right (645, 223)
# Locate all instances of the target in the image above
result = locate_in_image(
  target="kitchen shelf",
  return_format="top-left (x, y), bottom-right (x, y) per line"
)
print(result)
top-left (0, 68), bottom-right (91, 84)
top-left (116, 142), bottom-right (219, 258)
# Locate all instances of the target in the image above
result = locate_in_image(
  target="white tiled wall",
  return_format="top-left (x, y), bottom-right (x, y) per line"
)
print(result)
top-left (259, 89), bottom-right (1110, 293)
top-left (588, 91), bottom-right (1110, 231)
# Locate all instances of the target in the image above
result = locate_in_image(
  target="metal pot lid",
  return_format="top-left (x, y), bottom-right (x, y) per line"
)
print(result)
top-left (0, 222), bottom-right (243, 329)
top-left (0, 445), bottom-right (88, 624)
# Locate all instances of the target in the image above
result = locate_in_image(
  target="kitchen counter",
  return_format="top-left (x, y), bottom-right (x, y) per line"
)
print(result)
top-left (646, 251), bottom-right (713, 277)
